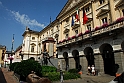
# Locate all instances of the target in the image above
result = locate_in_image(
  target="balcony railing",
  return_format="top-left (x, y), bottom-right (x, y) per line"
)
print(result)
top-left (57, 17), bottom-right (124, 47)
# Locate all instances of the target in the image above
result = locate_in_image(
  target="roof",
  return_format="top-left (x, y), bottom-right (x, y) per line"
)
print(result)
top-left (22, 27), bottom-right (39, 36)
top-left (0, 44), bottom-right (6, 49)
top-left (14, 45), bottom-right (22, 52)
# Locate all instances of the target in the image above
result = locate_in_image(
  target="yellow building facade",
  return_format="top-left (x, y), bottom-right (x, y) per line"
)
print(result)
top-left (22, 0), bottom-right (124, 76)
top-left (0, 45), bottom-right (6, 67)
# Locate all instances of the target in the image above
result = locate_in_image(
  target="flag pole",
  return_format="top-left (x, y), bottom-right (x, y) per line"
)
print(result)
top-left (50, 16), bottom-right (51, 24)
top-left (91, 0), bottom-right (94, 29)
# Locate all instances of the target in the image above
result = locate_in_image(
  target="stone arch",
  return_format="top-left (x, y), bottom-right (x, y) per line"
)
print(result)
top-left (84, 47), bottom-right (94, 67)
top-left (63, 52), bottom-right (69, 70)
top-left (121, 41), bottom-right (124, 50)
top-left (99, 43), bottom-right (115, 76)
top-left (72, 50), bottom-right (81, 71)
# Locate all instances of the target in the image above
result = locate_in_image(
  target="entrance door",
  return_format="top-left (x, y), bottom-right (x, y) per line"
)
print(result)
top-left (72, 50), bottom-right (81, 71)
top-left (86, 52), bottom-right (94, 67)
top-left (102, 47), bottom-right (115, 76)
top-left (74, 56), bottom-right (80, 69)
top-left (63, 52), bottom-right (69, 71)
top-left (85, 47), bottom-right (94, 67)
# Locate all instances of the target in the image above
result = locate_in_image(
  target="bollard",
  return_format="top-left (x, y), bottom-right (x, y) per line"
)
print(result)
top-left (60, 70), bottom-right (63, 83)
top-left (95, 69), bottom-right (98, 76)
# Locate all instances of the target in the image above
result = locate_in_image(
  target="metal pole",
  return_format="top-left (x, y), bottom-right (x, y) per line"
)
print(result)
top-left (60, 70), bottom-right (63, 83)
top-left (10, 34), bottom-right (14, 64)
top-left (11, 34), bottom-right (14, 55)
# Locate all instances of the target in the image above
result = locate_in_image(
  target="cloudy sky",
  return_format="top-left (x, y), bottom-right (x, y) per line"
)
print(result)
top-left (0, 0), bottom-right (67, 51)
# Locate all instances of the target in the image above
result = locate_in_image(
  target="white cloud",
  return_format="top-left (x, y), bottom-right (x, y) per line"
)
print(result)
top-left (11, 11), bottom-right (46, 29)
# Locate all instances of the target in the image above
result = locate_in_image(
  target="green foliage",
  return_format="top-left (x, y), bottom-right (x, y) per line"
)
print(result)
top-left (9, 62), bottom-right (19, 71)
top-left (42, 71), bottom-right (81, 82)
top-left (41, 66), bottom-right (57, 73)
top-left (68, 69), bottom-right (79, 73)
top-left (47, 72), bottom-right (60, 81)
top-left (14, 59), bottom-right (42, 78)
top-left (64, 72), bottom-right (81, 80)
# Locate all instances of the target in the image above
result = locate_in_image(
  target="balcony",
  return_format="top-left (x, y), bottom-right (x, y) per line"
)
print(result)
top-left (42, 37), bottom-right (55, 44)
top-left (72, 22), bottom-right (80, 29)
top-left (57, 17), bottom-right (124, 47)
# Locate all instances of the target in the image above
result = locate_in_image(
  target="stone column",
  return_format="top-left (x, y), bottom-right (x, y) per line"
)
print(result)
top-left (80, 56), bottom-right (88, 74)
top-left (108, 0), bottom-right (116, 22)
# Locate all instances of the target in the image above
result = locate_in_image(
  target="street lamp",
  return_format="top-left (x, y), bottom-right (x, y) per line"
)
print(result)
top-left (10, 34), bottom-right (14, 65)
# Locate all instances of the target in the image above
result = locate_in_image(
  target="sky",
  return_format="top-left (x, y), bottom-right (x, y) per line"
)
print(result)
top-left (0, 0), bottom-right (67, 51)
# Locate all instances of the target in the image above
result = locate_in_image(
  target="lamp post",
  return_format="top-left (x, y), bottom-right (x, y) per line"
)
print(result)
top-left (10, 34), bottom-right (14, 65)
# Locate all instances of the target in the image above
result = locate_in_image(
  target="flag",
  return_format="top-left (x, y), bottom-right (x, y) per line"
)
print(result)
top-left (83, 8), bottom-right (88, 24)
top-left (75, 9), bottom-right (79, 22)
top-left (71, 15), bottom-right (74, 26)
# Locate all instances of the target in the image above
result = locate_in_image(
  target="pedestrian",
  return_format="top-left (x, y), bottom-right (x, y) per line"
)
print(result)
top-left (91, 65), bottom-right (95, 76)
top-left (87, 65), bottom-right (91, 75)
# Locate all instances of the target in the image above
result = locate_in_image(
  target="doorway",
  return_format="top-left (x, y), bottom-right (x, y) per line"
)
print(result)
top-left (72, 50), bottom-right (81, 71)
top-left (84, 47), bottom-right (94, 67)
top-left (100, 44), bottom-right (115, 76)
top-left (63, 52), bottom-right (69, 71)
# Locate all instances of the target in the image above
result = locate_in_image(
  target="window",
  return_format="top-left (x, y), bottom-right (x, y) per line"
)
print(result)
top-left (56, 25), bottom-right (59, 30)
top-left (87, 24), bottom-right (91, 31)
top-left (2, 50), bottom-right (4, 53)
top-left (122, 9), bottom-right (124, 16)
top-left (99, 0), bottom-right (105, 4)
top-left (32, 37), bottom-right (35, 40)
top-left (65, 34), bottom-right (69, 39)
top-left (85, 7), bottom-right (90, 12)
top-left (102, 17), bottom-right (107, 24)
top-left (75, 30), bottom-right (78, 35)
top-left (31, 46), bottom-right (34, 52)
top-left (66, 19), bottom-right (69, 23)
top-left (51, 29), bottom-right (53, 34)
top-left (65, 19), bottom-right (70, 28)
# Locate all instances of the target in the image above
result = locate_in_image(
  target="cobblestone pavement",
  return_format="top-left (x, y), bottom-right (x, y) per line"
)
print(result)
top-left (1, 67), bottom-right (115, 83)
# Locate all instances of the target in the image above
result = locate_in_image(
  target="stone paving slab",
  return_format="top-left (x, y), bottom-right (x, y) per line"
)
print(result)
top-left (54, 74), bottom-right (115, 83)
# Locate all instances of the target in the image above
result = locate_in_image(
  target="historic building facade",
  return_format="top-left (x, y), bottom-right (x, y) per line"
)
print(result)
top-left (56, 0), bottom-right (124, 76)
top-left (21, 0), bottom-right (124, 76)
top-left (21, 23), bottom-right (58, 62)
top-left (0, 44), bottom-right (6, 67)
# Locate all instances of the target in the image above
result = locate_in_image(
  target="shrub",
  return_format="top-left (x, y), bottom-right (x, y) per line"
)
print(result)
top-left (68, 69), bottom-right (78, 73)
top-left (45, 71), bottom-right (81, 82)
top-left (9, 62), bottom-right (19, 71)
top-left (14, 59), bottom-right (42, 80)
top-left (42, 66), bottom-right (57, 73)
top-left (47, 72), bottom-right (60, 81)
top-left (64, 72), bottom-right (81, 80)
